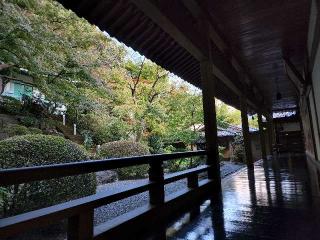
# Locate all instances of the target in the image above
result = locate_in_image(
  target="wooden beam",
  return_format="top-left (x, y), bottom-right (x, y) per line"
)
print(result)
top-left (130, 0), bottom-right (203, 60)
top-left (241, 96), bottom-right (253, 169)
top-left (130, 0), bottom-right (261, 110)
top-left (283, 57), bottom-right (306, 94)
top-left (180, 0), bottom-right (265, 111)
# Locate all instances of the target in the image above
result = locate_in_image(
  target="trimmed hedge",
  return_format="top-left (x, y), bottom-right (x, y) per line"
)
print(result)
top-left (3, 124), bottom-right (43, 137)
top-left (0, 96), bottom-right (22, 115)
top-left (98, 141), bottom-right (150, 180)
top-left (3, 124), bottom-right (29, 137)
top-left (0, 134), bottom-right (96, 217)
top-left (28, 127), bottom-right (43, 134)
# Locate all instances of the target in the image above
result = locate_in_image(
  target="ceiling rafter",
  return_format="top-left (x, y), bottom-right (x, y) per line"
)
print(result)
top-left (130, 0), bottom-right (264, 111)
top-left (180, 0), bottom-right (267, 112)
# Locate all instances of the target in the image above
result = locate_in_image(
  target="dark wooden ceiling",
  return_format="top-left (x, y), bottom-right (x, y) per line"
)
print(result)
top-left (204, 0), bottom-right (310, 109)
top-left (58, 0), bottom-right (310, 111)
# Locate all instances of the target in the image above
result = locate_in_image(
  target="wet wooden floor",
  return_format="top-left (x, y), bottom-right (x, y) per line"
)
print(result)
top-left (163, 154), bottom-right (320, 240)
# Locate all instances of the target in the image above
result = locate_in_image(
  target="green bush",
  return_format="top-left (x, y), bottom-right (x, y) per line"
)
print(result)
top-left (81, 130), bottom-right (94, 150)
top-left (4, 124), bottom-right (29, 137)
top-left (0, 96), bottom-right (22, 115)
top-left (41, 118), bottom-right (58, 129)
top-left (20, 115), bottom-right (39, 127)
top-left (0, 134), bottom-right (96, 217)
top-left (98, 140), bottom-right (149, 179)
top-left (28, 127), bottom-right (43, 134)
top-left (231, 135), bottom-right (246, 163)
top-left (3, 124), bottom-right (43, 137)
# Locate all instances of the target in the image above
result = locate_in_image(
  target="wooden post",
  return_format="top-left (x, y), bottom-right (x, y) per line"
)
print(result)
top-left (67, 210), bottom-right (94, 240)
top-left (266, 115), bottom-right (274, 156)
top-left (187, 174), bottom-right (200, 218)
top-left (258, 113), bottom-right (267, 160)
top-left (200, 19), bottom-right (221, 194)
top-left (240, 95), bottom-right (253, 169)
top-left (149, 161), bottom-right (164, 205)
top-left (187, 174), bottom-right (199, 189)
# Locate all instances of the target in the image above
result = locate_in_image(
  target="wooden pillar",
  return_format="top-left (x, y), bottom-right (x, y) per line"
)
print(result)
top-left (258, 113), bottom-right (267, 160)
top-left (240, 96), bottom-right (253, 169)
top-left (266, 115), bottom-right (274, 156)
top-left (200, 19), bottom-right (221, 194)
top-left (201, 60), bottom-right (221, 194)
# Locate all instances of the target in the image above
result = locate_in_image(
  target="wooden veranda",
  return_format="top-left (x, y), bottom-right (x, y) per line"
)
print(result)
top-left (1, 0), bottom-right (320, 239)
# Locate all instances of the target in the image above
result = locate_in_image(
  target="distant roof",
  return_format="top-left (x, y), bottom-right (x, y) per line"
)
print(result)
top-left (273, 110), bottom-right (297, 119)
top-left (217, 125), bottom-right (259, 137)
top-left (1, 73), bottom-right (34, 85)
top-left (0, 63), bottom-right (33, 85)
top-left (195, 123), bottom-right (258, 137)
top-left (217, 127), bottom-right (237, 137)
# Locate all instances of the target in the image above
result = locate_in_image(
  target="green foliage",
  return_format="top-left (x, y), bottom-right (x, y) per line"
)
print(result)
top-left (0, 0), bottom-right (245, 170)
top-left (0, 0), bottom-right (126, 118)
top-left (4, 124), bottom-right (29, 136)
top-left (231, 135), bottom-right (246, 163)
top-left (28, 127), bottom-right (43, 134)
top-left (249, 114), bottom-right (259, 128)
top-left (0, 187), bottom-right (8, 212)
top-left (41, 118), bottom-right (57, 129)
top-left (0, 134), bottom-right (96, 217)
top-left (81, 130), bottom-right (93, 150)
top-left (19, 115), bottom-right (38, 127)
top-left (78, 114), bottom-right (129, 145)
top-left (218, 146), bottom-right (226, 161)
top-left (163, 85), bottom-right (203, 148)
top-left (98, 140), bottom-right (149, 179)
top-left (148, 133), bottom-right (164, 154)
top-left (0, 96), bottom-right (22, 115)
top-left (3, 124), bottom-right (43, 137)
top-left (216, 100), bottom-right (241, 128)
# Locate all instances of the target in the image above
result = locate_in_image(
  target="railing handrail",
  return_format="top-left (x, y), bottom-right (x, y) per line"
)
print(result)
top-left (0, 179), bottom-right (154, 237)
top-left (0, 150), bottom-right (207, 186)
top-left (0, 150), bottom-right (211, 239)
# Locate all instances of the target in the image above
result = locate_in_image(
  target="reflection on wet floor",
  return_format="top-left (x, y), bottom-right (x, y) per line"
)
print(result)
top-left (162, 153), bottom-right (320, 240)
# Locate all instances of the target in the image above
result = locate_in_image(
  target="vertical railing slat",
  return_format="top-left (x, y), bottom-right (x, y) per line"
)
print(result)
top-left (149, 161), bottom-right (165, 205)
top-left (67, 210), bottom-right (94, 240)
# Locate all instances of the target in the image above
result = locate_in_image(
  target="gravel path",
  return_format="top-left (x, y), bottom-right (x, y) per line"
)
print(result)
top-left (94, 161), bottom-right (244, 225)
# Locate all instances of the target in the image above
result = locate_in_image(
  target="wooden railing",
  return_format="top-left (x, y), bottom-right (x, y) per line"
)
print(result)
top-left (0, 150), bottom-right (214, 239)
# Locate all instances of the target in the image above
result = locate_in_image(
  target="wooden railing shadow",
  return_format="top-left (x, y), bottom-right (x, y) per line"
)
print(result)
top-left (0, 150), bottom-right (215, 240)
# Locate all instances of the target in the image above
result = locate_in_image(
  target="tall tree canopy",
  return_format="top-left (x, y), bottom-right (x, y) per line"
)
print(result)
top-left (0, 0), bottom-right (244, 152)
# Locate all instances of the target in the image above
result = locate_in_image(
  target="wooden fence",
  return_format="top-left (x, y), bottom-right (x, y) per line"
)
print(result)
top-left (0, 150), bottom-right (215, 239)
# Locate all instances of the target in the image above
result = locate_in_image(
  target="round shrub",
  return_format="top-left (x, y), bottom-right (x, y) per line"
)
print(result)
top-left (0, 134), bottom-right (96, 217)
top-left (4, 124), bottom-right (29, 137)
top-left (28, 127), bottom-right (43, 134)
top-left (98, 141), bottom-right (150, 180)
